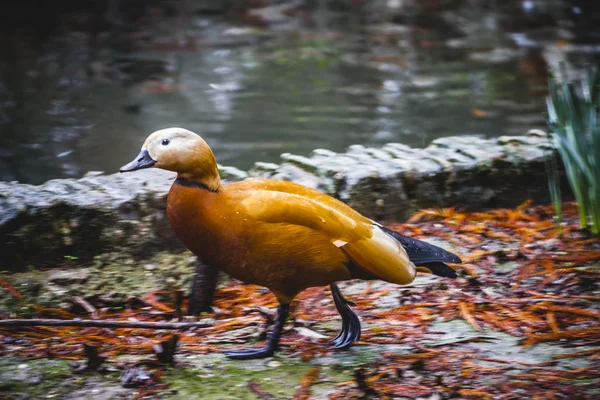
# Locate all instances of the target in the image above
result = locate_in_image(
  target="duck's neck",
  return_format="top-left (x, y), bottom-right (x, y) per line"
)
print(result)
top-left (177, 168), bottom-right (221, 193)
top-left (174, 176), bottom-right (219, 192)
top-left (173, 144), bottom-right (221, 192)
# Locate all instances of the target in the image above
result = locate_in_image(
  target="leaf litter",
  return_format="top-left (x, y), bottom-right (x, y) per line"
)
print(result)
top-left (1, 202), bottom-right (599, 398)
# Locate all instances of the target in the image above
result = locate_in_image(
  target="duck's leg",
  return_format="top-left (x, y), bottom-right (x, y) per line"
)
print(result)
top-left (187, 259), bottom-right (219, 316)
top-left (223, 302), bottom-right (289, 359)
top-left (330, 283), bottom-right (361, 349)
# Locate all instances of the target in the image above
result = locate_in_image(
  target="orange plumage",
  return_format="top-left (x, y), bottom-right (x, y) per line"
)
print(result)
top-left (121, 127), bottom-right (461, 359)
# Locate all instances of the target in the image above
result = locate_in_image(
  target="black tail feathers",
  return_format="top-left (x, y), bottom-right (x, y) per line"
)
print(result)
top-left (380, 226), bottom-right (461, 279)
top-left (419, 262), bottom-right (458, 278)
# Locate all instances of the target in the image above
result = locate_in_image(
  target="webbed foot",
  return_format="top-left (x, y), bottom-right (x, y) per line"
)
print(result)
top-left (330, 283), bottom-right (361, 349)
top-left (223, 347), bottom-right (274, 360)
top-left (223, 303), bottom-right (289, 360)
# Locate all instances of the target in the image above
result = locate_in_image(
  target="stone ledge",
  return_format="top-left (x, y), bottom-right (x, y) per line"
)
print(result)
top-left (247, 129), bottom-right (560, 220)
top-left (0, 130), bottom-right (562, 270)
top-left (0, 169), bottom-right (181, 270)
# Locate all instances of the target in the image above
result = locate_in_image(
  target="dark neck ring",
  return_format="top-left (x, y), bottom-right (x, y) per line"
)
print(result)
top-left (174, 177), bottom-right (219, 192)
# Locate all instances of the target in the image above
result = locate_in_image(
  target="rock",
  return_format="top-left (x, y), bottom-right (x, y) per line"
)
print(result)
top-left (247, 162), bottom-right (280, 178)
top-left (217, 164), bottom-right (248, 181)
top-left (294, 327), bottom-right (328, 339)
top-left (0, 251), bottom-right (198, 309)
top-left (252, 130), bottom-right (563, 220)
top-left (469, 48), bottom-right (521, 63)
top-left (0, 169), bottom-right (180, 271)
top-left (247, 2), bottom-right (301, 25)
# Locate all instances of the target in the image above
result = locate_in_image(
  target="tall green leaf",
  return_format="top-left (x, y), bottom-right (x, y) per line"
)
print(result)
top-left (545, 62), bottom-right (600, 235)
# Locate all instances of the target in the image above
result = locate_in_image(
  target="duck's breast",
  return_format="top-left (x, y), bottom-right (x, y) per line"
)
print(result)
top-left (166, 183), bottom-right (230, 264)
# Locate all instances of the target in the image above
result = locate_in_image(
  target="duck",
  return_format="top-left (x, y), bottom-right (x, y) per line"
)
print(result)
top-left (120, 127), bottom-right (461, 359)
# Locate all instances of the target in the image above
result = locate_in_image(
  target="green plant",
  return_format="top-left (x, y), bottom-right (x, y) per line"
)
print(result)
top-left (546, 62), bottom-right (600, 234)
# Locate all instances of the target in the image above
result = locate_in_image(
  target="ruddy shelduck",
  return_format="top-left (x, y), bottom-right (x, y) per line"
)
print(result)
top-left (121, 127), bottom-right (461, 359)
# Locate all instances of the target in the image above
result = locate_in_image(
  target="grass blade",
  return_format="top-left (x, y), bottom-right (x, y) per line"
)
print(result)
top-left (546, 62), bottom-right (599, 234)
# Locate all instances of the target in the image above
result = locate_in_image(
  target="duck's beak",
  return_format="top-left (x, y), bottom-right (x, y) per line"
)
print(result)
top-left (120, 149), bottom-right (156, 173)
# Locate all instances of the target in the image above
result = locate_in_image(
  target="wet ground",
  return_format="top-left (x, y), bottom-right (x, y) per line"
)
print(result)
top-left (1, 318), bottom-right (595, 400)
top-left (0, 0), bottom-right (599, 184)
top-left (1, 202), bottom-right (599, 399)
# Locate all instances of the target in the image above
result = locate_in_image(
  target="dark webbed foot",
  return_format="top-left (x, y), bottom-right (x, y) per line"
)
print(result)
top-left (222, 347), bottom-right (274, 360)
top-left (223, 303), bottom-right (289, 360)
top-left (330, 283), bottom-right (361, 349)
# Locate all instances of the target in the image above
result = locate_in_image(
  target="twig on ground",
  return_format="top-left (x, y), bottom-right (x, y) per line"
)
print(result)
top-left (248, 380), bottom-right (276, 400)
top-left (0, 319), bottom-right (212, 330)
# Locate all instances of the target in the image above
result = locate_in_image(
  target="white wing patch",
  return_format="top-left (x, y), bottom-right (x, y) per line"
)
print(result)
top-left (332, 239), bottom-right (348, 247)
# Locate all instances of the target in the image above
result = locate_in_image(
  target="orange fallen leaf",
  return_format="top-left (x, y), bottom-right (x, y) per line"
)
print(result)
top-left (472, 108), bottom-right (489, 118)
top-left (0, 277), bottom-right (22, 301)
top-left (144, 291), bottom-right (175, 313)
top-left (555, 39), bottom-right (569, 48)
top-left (458, 301), bottom-right (480, 331)
top-left (293, 366), bottom-right (321, 400)
top-left (546, 311), bottom-right (560, 334)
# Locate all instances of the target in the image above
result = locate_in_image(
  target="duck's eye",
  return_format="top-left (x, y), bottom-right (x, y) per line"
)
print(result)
top-left (161, 138), bottom-right (170, 146)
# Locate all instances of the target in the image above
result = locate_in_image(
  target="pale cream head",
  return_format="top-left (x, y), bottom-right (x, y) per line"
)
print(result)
top-left (120, 127), bottom-right (221, 191)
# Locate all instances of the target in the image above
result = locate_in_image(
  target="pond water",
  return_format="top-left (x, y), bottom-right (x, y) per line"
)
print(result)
top-left (0, 0), bottom-right (599, 184)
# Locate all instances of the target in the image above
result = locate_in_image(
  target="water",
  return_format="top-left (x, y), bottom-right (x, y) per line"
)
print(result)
top-left (0, 0), bottom-right (599, 184)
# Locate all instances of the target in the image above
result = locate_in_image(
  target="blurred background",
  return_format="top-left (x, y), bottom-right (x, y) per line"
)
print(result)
top-left (0, 0), bottom-right (598, 184)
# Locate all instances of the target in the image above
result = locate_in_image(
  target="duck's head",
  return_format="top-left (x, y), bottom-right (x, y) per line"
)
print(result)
top-left (120, 127), bottom-right (220, 190)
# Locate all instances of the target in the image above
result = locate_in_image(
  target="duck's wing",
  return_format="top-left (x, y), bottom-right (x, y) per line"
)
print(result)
top-left (241, 191), bottom-right (368, 242)
top-left (240, 190), bottom-right (416, 285)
